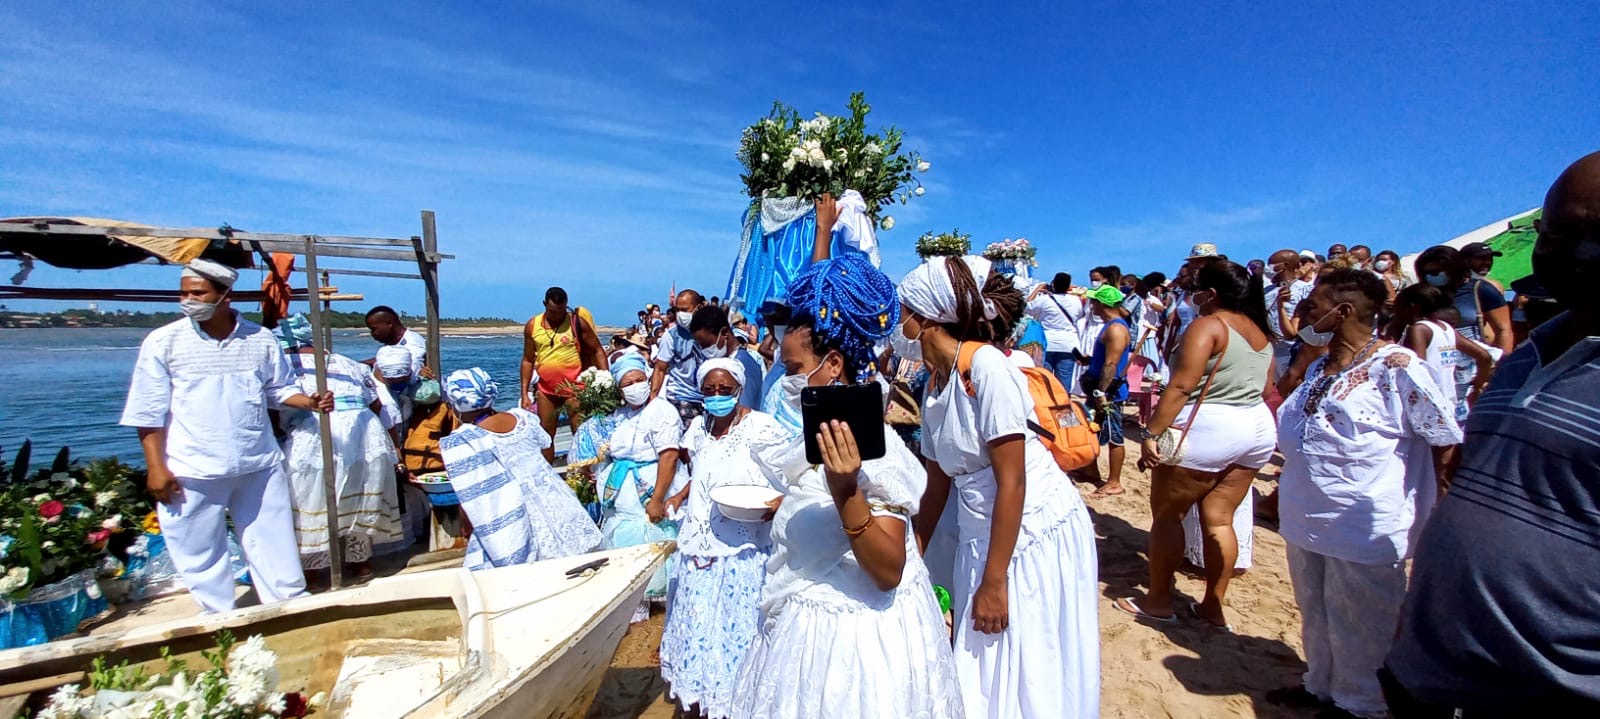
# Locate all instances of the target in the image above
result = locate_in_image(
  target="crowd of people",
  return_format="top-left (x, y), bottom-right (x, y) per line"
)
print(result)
top-left (118, 152), bottom-right (1600, 717)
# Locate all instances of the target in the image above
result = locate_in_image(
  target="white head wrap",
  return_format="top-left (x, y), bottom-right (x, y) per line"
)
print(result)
top-left (444, 367), bottom-right (498, 413)
top-left (696, 357), bottom-right (745, 390)
top-left (181, 259), bottom-right (239, 289)
top-left (898, 255), bottom-right (998, 324)
top-left (376, 346), bottom-right (412, 379)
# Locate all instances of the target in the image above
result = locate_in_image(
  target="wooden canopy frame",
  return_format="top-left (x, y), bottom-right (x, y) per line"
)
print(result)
top-left (2, 211), bottom-right (450, 590)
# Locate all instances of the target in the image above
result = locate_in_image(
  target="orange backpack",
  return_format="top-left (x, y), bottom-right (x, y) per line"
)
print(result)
top-left (956, 343), bottom-right (1099, 472)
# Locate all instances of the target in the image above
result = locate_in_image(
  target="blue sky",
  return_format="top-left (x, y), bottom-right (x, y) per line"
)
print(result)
top-left (2, 1), bottom-right (1595, 326)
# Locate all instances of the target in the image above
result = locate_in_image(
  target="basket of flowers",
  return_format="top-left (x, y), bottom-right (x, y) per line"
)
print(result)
top-left (0, 443), bottom-right (149, 649)
top-left (728, 93), bottom-right (930, 322)
top-left (982, 238), bottom-right (1040, 282)
top-left (915, 229), bottom-right (971, 260)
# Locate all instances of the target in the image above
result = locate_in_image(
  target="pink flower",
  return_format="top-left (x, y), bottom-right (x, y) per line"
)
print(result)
top-left (101, 516), bottom-right (121, 531)
top-left (87, 529), bottom-right (111, 545)
top-left (38, 501), bottom-right (64, 519)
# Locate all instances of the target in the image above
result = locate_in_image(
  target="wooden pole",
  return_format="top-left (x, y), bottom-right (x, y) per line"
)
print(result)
top-left (302, 236), bottom-right (344, 590)
top-left (419, 211), bottom-right (442, 376)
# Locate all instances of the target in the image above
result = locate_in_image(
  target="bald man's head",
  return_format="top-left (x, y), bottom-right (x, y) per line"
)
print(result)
top-left (1534, 151), bottom-right (1600, 312)
top-left (1268, 249), bottom-right (1300, 281)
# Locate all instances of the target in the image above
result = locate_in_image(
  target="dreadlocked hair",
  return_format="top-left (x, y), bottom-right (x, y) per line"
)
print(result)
top-left (785, 251), bottom-right (899, 381)
top-left (942, 257), bottom-right (1025, 343)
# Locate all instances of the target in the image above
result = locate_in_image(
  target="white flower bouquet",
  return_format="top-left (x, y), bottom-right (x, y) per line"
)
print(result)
top-left (557, 366), bottom-right (621, 421)
top-left (37, 631), bottom-right (323, 718)
top-left (915, 230), bottom-right (971, 260)
top-left (982, 238), bottom-right (1039, 267)
top-left (736, 92), bottom-right (929, 227)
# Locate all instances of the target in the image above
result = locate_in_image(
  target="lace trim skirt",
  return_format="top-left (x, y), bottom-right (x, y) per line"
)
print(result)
top-left (659, 549), bottom-right (769, 718)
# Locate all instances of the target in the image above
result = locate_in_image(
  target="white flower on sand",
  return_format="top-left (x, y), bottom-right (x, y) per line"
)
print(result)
top-left (916, 160), bottom-right (931, 172)
top-left (880, 216), bottom-right (895, 230)
top-left (913, 186), bottom-right (926, 196)
top-left (309, 692), bottom-right (328, 707)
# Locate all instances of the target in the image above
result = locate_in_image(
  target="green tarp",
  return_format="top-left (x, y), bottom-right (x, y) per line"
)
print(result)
top-left (1485, 209), bottom-right (1538, 287)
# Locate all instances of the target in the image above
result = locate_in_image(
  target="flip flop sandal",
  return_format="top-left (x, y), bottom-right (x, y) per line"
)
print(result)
top-left (1188, 600), bottom-right (1235, 633)
top-left (1112, 596), bottom-right (1177, 624)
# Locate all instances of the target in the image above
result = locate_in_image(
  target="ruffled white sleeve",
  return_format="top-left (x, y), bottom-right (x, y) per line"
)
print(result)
top-left (855, 425), bottom-right (925, 518)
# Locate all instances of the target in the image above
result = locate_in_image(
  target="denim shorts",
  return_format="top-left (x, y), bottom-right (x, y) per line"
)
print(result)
top-left (1098, 408), bottom-right (1125, 446)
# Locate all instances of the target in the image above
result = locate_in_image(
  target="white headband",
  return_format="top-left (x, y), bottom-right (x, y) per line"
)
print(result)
top-left (898, 255), bottom-right (997, 324)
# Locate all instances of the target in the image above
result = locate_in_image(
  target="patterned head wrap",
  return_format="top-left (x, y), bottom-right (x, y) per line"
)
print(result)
top-left (274, 313), bottom-right (314, 349)
top-left (376, 346), bottom-right (412, 379)
top-left (444, 367), bottom-right (498, 413)
top-left (610, 353), bottom-right (650, 384)
top-left (786, 251), bottom-right (899, 379)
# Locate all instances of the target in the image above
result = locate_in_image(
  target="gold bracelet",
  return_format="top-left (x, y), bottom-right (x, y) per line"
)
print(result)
top-left (842, 513), bottom-right (874, 538)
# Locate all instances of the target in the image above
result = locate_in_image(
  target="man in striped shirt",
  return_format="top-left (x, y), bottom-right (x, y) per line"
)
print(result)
top-left (1383, 151), bottom-right (1600, 715)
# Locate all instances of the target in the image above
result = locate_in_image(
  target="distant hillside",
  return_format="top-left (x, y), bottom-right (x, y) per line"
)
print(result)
top-left (0, 308), bottom-right (516, 329)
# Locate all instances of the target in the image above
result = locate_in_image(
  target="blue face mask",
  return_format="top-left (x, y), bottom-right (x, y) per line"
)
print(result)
top-left (1424, 272), bottom-right (1449, 287)
top-left (703, 394), bottom-right (737, 417)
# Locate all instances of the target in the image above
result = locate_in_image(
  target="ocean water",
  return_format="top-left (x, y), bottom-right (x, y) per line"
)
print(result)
top-left (0, 327), bottom-right (527, 468)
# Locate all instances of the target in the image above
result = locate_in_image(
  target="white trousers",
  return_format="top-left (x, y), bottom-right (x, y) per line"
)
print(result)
top-left (1286, 544), bottom-right (1407, 719)
top-left (158, 464), bottom-right (308, 613)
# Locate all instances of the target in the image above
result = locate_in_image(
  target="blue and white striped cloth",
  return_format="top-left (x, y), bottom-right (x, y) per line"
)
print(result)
top-left (440, 408), bottom-right (601, 569)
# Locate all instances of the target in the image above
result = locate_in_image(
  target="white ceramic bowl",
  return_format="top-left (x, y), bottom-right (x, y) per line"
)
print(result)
top-left (709, 485), bottom-right (782, 523)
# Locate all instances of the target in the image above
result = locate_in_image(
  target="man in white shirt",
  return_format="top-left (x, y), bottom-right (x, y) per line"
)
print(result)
top-left (1025, 272), bottom-right (1085, 393)
top-left (121, 260), bottom-right (333, 613)
top-left (1265, 249), bottom-right (1317, 381)
top-left (364, 305), bottom-right (426, 380)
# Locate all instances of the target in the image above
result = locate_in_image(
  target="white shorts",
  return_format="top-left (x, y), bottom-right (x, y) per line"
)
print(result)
top-left (1170, 401), bottom-right (1276, 474)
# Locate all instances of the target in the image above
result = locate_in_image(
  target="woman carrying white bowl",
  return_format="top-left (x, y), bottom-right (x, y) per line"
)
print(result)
top-left (730, 245), bottom-right (961, 718)
top-left (659, 356), bottom-right (790, 719)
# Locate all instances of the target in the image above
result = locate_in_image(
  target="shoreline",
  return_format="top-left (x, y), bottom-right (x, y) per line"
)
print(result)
top-left (437, 324), bottom-right (629, 337)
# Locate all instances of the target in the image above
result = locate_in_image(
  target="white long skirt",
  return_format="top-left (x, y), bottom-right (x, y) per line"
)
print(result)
top-left (954, 484), bottom-right (1100, 719)
top-left (729, 559), bottom-right (963, 719)
top-left (283, 410), bottom-right (404, 568)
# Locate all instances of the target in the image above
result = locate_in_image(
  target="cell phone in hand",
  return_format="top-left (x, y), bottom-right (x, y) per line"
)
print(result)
top-left (801, 384), bottom-right (888, 466)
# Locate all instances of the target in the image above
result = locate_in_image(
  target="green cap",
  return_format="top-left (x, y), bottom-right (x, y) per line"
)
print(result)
top-left (1088, 285), bottom-right (1125, 307)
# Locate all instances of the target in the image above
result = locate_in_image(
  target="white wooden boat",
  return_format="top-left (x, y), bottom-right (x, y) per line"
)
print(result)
top-left (0, 542), bottom-right (673, 718)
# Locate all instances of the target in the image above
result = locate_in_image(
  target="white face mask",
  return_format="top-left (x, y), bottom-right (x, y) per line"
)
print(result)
top-left (621, 382), bottom-right (650, 407)
top-left (889, 318), bottom-right (923, 361)
top-left (180, 296), bottom-right (223, 321)
top-left (700, 332), bottom-right (732, 360)
top-left (1297, 306), bottom-right (1341, 347)
top-left (780, 361), bottom-right (826, 411)
top-left (1374, 259), bottom-right (1392, 272)
top-left (1089, 280), bottom-right (1104, 289)
top-left (676, 311), bottom-right (694, 327)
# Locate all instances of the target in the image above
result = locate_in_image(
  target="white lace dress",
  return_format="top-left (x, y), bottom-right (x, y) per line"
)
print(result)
top-left (594, 397), bottom-right (685, 621)
top-left (660, 411), bottom-right (787, 719)
top-left (279, 352), bottom-right (404, 568)
top-left (729, 426), bottom-right (963, 719)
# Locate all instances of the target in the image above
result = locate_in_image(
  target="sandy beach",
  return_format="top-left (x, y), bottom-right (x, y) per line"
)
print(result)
top-left (586, 430), bottom-right (1315, 719)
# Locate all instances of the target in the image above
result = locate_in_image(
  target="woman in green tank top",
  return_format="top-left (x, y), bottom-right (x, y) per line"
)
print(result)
top-left (1113, 260), bottom-right (1278, 631)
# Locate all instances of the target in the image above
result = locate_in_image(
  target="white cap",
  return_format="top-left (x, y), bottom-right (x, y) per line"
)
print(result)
top-left (181, 258), bottom-right (239, 288)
